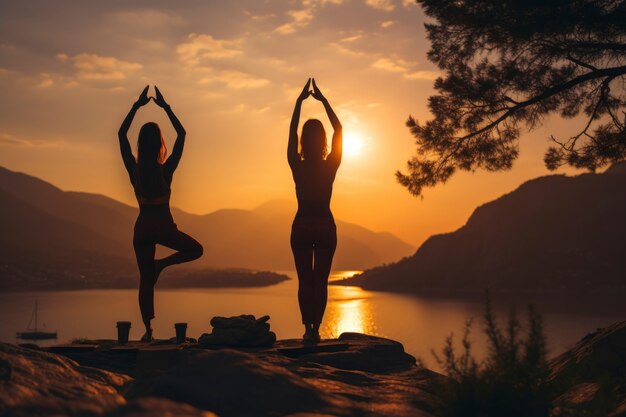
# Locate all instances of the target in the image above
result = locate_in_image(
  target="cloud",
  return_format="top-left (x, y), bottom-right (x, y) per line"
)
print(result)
top-left (330, 42), bottom-right (367, 57)
top-left (177, 34), bottom-right (243, 66)
top-left (372, 57), bottom-right (411, 72)
top-left (303, 0), bottom-right (345, 6)
top-left (283, 84), bottom-right (304, 101)
top-left (371, 57), bottom-right (439, 80)
top-left (365, 0), bottom-right (395, 12)
top-left (287, 0), bottom-right (346, 31)
top-left (106, 9), bottom-right (185, 28)
top-left (199, 70), bottom-right (270, 89)
top-left (402, 0), bottom-right (418, 7)
top-left (334, 100), bottom-right (365, 127)
top-left (203, 91), bottom-right (226, 100)
top-left (176, 34), bottom-right (289, 88)
top-left (0, 132), bottom-right (28, 146)
top-left (56, 53), bottom-right (142, 81)
top-left (108, 86), bottom-right (127, 93)
top-left (133, 38), bottom-right (168, 51)
top-left (38, 73), bottom-right (55, 88)
top-left (381, 20), bottom-right (395, 28)
top-left (261, 57), bottom-right (296, 71)
top-left (35, 72), bottom-right (80, 89)
top-left (254, 106), bottom-right (271, 114)
top-left (243, 10), bottom-right (277, 20)
top-left (0, 132), bottom-right (69, 148)
top-left (288, 9), bottom-right (313, 25)
top-left (274, 9), bottom-right (314, 34)
top-left (218, 71), bottom-right (270, 89)
top-left (220, 103), bottom-right (272, 115)
top-left (341, 34), bottom-right (363, 42)
top-left (404, 70), bottom-right (440, 80)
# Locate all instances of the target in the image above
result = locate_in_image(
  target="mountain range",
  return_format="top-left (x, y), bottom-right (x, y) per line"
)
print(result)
top-left (0, 166), bottom-right (415, 289)
top-left (338, 162), bottom-right (626, 294)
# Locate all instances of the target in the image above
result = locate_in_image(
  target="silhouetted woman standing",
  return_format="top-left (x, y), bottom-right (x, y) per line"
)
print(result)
top-left (118, 86), bottom-right (203, 341)
top-left (288, 78), bottom-right (342, 342)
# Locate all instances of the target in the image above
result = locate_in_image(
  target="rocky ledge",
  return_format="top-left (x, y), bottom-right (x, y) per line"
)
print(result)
top-left (2, 322), bottom-right (626, 417)
top-left (549, 321), bottom-right (626, 416)
top-left (0, 333), bottom-right (438, 417)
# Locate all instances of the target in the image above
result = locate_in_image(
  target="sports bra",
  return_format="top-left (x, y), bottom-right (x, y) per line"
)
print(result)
top-left (132, 163), bottom-right (172, 207)
top-left (135, 189), bottom-right (171, 206)
top-left (292, 159), bottom-right (337, 218)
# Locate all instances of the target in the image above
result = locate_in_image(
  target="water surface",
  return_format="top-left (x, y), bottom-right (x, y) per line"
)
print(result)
top-left (1, 270), bottom-right (623, 371)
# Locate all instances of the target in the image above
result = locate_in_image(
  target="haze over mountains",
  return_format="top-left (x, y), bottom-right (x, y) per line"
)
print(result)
top-left (0, 166), bottom-right (414, 289)
top-left (339, 163), bottom-right (626, 294)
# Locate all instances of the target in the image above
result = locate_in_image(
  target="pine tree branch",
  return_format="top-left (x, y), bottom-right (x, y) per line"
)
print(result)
top-left (456, 65), bottom-right (626, 142)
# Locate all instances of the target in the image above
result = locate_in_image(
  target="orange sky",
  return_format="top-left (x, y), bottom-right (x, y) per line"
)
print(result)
top-left (0, 0), bottom-right (584, 246)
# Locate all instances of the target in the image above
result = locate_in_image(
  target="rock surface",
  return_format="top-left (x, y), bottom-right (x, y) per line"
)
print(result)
top-left (0, 333), bottom-right (438, 417)
top-left (105, 397), bottom-right (217, 417)
top-left (0, 342), bottom-right (131, 416)
top-left (295, 333), bottom-right (416, 372)
top-left (6, 324), bottom-right (626, 417)
top-left (126, 348), bottom-right (349, 417)
top-left (127, 331), bottom-right (436, 416)
top-left (550, 320), bottom-right (626, 416)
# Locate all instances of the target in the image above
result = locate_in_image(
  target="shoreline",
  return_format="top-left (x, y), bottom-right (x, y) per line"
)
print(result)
top-left (0, 269), bottom-right (291, 292)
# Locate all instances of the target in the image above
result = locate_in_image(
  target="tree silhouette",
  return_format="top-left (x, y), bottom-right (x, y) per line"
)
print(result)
top-left (398, 0), bottom-right (626, 196)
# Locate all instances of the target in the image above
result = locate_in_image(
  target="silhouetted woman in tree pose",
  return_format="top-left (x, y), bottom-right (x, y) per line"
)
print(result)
top-left (118, 86), bottom-right (203, 341)
top-left (288, 78), bottom-right (342, 343)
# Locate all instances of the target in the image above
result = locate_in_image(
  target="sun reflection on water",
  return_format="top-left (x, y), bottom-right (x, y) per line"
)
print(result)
top-left (328, 270), bottom-right (363, 282)
top-left (321, 284), bottom-right (380, 339)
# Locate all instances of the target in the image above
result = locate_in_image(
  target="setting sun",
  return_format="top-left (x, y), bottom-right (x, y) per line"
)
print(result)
top-left (342, 131), bottom-right (366, 158)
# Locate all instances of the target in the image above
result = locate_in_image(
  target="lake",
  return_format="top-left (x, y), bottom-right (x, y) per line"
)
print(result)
top-left (1, 270), bottom-right (624, 371)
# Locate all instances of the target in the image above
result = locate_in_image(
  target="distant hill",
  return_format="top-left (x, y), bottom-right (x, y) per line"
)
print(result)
top-left (0, 166), bottom-right (414, 288)
top-left (338, 163), bottom-right (626, 294)
top-left (176, 199), bottom-right (414, 270)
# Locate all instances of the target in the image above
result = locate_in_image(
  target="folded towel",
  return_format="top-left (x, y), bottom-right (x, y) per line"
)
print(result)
top-left (200, 314), bottom-right (275, 348)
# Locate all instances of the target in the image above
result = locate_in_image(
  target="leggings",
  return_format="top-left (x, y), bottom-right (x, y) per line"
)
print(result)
top-left (290, 216), bottom-right (337, 326)
top-left (133, 213), bottom-right (203, 323)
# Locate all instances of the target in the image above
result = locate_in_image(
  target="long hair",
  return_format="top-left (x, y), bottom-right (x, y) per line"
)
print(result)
top-left (300, 119), bottom-right (327, 160)
top-left (135, 122), bottom-right (168, 198)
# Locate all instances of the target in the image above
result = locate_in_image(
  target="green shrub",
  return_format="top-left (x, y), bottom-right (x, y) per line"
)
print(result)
top-left (431, 292), bottom-right (623, 416)
top-left (432, 293), bottom-right (553, 417)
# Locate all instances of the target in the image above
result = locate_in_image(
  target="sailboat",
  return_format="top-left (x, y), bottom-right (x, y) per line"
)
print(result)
top-left (16, 300), bottom-right (57, 340)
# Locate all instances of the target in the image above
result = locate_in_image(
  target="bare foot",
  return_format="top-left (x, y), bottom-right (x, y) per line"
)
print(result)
top-left (140, 329), bottom-right (154, 342)
top-left (310, 327), bottom-right (321, 343)
top-left (302, 326), bottom-right (313, 343)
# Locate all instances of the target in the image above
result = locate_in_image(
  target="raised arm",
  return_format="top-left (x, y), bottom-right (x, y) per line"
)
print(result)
top-left (312, 79), bottom-right (342, 165)
top-left (288, 78), bottom-right (311, 168)
top-left (154, 86), bottom-right (186, 174)
top-left (118, 85), bottom-right (149, 181)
